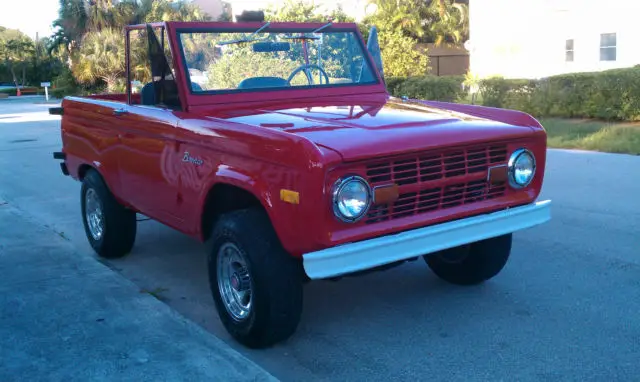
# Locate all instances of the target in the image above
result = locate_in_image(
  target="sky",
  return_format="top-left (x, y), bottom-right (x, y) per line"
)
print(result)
top-left (0, 0), bottom-right (60, 39)
top-left (0, 0), bottom-right (376, 40)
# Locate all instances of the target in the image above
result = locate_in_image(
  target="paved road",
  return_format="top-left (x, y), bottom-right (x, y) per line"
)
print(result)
top-left (1, 97), bottom-right (639, 381)
top-left (0, 195), bottom-right (277, 382)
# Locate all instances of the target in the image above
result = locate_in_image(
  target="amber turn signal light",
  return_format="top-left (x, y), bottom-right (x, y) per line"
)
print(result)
top-left (488, 165), bottom-right (508, 186)
top-left (373, 184), bottom-right (399, 204)
top-left (280, 189), bottom-right (300, 204)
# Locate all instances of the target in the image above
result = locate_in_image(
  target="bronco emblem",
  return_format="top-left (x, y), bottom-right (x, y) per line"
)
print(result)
top-left (182, 151), bottom-right (203, 166)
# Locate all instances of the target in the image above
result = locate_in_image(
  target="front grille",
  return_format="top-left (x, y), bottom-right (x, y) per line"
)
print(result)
top-left (364, 144), bottom-right (508, 224)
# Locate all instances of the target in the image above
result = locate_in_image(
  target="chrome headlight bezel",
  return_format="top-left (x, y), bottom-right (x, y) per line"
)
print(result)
top-left (507, 148), bottom-right (536, 188)
top-left (332, 175), bottom-right (372, 223)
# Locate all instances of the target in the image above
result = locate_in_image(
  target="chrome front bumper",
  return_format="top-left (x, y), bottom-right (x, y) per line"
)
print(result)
top-left (302, 200), bottom-right (552, 280)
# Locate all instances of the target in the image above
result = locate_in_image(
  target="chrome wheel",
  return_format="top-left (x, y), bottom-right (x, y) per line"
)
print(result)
top-left (217, 242), bottom-right (252, 321)
top-left (85, 188), bottom-right (104, 241)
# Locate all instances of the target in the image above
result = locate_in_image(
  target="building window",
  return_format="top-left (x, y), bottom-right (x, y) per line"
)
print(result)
top-left (600, 33), bottom-right (616, 61)
top-left (565, 39), bottom-right (574, 62)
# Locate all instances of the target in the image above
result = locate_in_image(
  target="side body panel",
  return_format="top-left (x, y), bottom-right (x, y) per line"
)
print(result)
top-left (60, 96), bottom-right (330, 255)
top-left (60, 97), bottom-right (126, 198)
top-left (169, 113), bottom-right (328, 255)
top-left (114, 105), bottom-right (183, 225)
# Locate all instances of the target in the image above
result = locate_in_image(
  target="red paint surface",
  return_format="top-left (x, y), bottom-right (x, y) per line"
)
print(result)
top-left (59, 21), bottom-right (548, 257)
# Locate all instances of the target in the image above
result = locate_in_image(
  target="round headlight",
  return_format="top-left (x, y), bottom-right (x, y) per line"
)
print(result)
top-left (508, 148), bottom-right (536, 188)
top-left (332, 176), bottom-right (371, 222)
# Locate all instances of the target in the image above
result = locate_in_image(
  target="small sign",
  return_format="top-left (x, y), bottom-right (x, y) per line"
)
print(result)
top-left (41, 82), bottom-right (51, 101)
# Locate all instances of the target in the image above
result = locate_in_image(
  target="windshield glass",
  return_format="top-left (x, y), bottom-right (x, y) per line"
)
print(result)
top-left (178, 27), bottom-right (379, 93)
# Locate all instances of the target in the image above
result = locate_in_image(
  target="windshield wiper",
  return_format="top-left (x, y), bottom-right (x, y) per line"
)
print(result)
top-left (282, 22), bottom-right (332, 40)
top-left (218, 22), bottom-right (271, 46)
top-left (311, 22), bottom-right (333, 33)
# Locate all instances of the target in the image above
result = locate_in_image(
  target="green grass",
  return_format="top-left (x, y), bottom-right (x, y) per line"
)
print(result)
top-left (539, 118), bottom-right (640, 155)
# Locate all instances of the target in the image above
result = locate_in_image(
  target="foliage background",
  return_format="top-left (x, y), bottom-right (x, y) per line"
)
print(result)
top-left (386, 66), bottom-right (640, 123)
top-left (0, 0), bottom-right (470, 94)
top-left (2, 0), bottom-right (638, 154)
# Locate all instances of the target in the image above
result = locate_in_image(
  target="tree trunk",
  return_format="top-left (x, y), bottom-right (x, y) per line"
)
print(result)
top-left (21, 65), bottom-right (26, 87)
top-left (438, 0), bottom-right (446, 17)
top-left (105, 76), bottom-right (117, 93)
top-left (9, 63), bottom-right (19, 89)
top-left (67, 42), bottom-right (75, 68)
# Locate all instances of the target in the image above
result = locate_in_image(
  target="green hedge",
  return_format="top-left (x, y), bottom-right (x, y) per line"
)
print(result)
top-left (0, 87), bottom-right (40, 96)
top-left (477, 68), bottom-right (640, 121)
top-left (386, 75), bottom-right (466, 103)
top-left (388, 67), bottom-right (640, 122)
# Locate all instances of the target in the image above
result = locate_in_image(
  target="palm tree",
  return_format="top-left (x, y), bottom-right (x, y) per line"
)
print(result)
top-left (85, 0), bottom-right (115, 31)
top-left (72, 28), bottom-right (126, 92)
top-left (49, 0), bottom-right (211, 93)
top-left (49, 0), bottom-right (89, 65)
top-left (426, 0), bottom-right (468, 45)
top-left (365, 0), bottom-right (468, 45)
top-left (112, 0), bottom-right (154, 26)
top-left (365, 0), bottom-right (426, 39)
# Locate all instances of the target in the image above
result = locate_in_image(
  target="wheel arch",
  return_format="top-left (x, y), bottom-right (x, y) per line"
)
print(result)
top-left (77, 163), bottom-right (95, 180)
top-left (200, 181), bottom-right (268, 243)
top-left (76, 162), bottom-right (129, 210)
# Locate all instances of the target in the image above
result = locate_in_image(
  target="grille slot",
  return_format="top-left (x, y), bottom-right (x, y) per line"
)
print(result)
top-left (364, 144), bottom-right (508, 224)
top-left (366, 145), bottom-right (507, 188)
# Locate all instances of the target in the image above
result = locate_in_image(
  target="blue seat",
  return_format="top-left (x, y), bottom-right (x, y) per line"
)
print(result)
top-left (140, 80), bottom-right (180, 108)
top-left (237, 76), bottom-right (289, 89)
top-left (141, 82), bottom-right (156, 105)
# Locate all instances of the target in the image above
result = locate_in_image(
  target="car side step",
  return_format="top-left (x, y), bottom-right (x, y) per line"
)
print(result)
top-left (52, 151), bottom-right (69, 176)
top-left (49, 107), bottom-right (63, 115)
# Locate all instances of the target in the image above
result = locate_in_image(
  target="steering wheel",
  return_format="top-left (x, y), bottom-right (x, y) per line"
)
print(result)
top-left (287, 64), bottom-right (330, 86)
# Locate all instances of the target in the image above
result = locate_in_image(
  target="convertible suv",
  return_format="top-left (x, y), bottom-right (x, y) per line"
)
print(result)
top-left (52, 17), bottom-right (551, 348)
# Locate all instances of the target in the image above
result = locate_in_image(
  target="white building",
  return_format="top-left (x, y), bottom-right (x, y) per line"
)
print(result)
top-left (190, 0), bottom-right (225, 19)
top-left (468, 0), bottom-right (640, 79)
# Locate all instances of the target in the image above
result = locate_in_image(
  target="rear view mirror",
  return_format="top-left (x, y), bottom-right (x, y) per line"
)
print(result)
top-left (366, 26), bottom-right (384, 83)
top-left (253, 41), bottom-right (291, 52)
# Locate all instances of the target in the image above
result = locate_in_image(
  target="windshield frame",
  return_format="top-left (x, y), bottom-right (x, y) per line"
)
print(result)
top-left (167, 21), bottom-right (386, 108)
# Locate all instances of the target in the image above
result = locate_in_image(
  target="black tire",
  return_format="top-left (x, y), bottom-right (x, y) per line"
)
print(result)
top-left (80, 169), bottom-right (137, 258)
top-left (423, 234), bottom-right (512, 285)
top-left (208, 208), bottom-right (303, 349)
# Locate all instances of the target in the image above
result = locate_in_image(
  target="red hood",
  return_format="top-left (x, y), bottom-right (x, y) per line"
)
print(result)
top-left (210, 98), bottom-right (536, 162)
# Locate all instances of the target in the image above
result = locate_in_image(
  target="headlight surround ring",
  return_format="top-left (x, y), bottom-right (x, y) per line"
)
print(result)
top-left (332, 175), bottom-right (372, 223)
top-left (507, 148), bottom-right (536, 188)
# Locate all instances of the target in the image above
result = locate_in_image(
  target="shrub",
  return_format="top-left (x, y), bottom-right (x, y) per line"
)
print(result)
top-left (378, 30), bottom-right (430, 78)
top-left (51, 67), bottom-right (81, 98)
top-left (478, 77), bottom-right (535, 108)
top-left (387, 75), bottom-right (465, 102)
top-left (384, 76), bottom-right (406, 96)
top-left (475, 67), bottom-right (640, 121)
top-left (552, 68), bottom-right (640, 121)
top-left (0, 87), bottom-right (40, 96)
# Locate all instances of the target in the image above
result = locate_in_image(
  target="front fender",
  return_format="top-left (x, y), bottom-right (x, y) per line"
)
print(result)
top-left (197, 164), bottom-right (309, 255)
top-left (413, 99), bottom-right (545, 130)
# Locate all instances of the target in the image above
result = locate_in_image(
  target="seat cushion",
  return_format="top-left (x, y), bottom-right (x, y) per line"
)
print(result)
top-left (237, 76), bottom-right (289, 89)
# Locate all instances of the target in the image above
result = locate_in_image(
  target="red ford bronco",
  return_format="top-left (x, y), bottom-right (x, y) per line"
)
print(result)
top-left (52, 14), bottom-right (551, 348)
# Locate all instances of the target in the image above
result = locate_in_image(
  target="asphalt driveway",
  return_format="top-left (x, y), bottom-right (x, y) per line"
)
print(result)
top-left (1, 97), bottom-right (638, 381)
